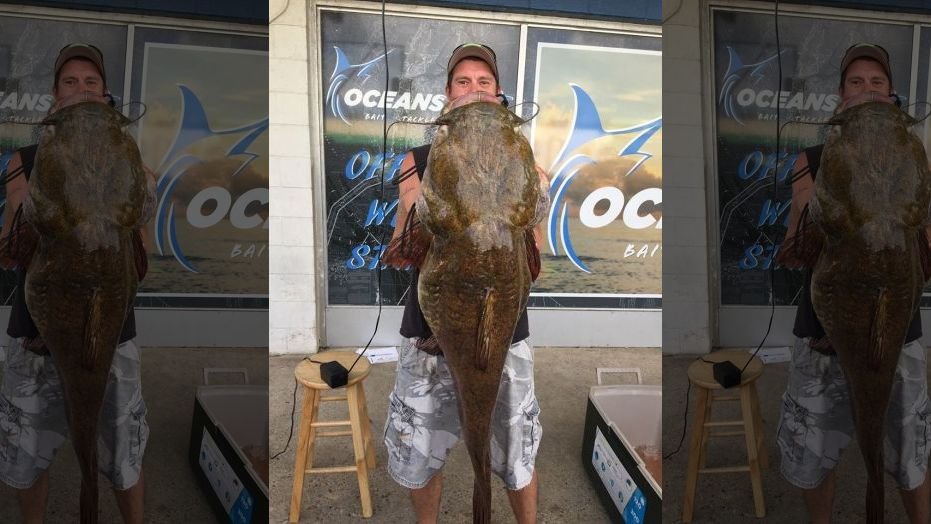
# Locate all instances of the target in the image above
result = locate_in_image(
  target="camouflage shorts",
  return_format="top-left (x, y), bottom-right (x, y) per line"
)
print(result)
top-left (777, 337), bottom-right (931, 490)
top-left (0, 337), bottom-right (149, 490)
top-left (384, 337), bottom-right (542, 490)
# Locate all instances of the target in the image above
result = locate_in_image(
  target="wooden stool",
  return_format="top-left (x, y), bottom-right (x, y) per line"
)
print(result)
top-left (289, 353), bottom-right (375, 522)
top-left (681, 350), bottom-right (767, 522)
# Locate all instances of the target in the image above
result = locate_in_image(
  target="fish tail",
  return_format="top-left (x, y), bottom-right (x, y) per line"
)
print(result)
top-left (57, 368), bottom-right (106, 524)
top-left (868, 288), bottom-right (889, 370)
top-left (853, 393), bottom-right (887, 524)
top-left (846, 371), bottom-right (889, 524)
top-left (474, 288), bottom-right (495, 370)
top-left (80, 472), bottom-right (99, 524)
top-left (471, 474), bottom-right (492, 524)
top-left (460, 407), bottom-right (493, 523)
top-left (454, 366), bottom-right (498, 523)
top-left (866, 478), bottom-right (884, 524)
top-left (71, 398), bottom-right (100, 524)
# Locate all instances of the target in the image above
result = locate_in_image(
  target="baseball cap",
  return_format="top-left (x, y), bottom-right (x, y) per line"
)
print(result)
top-left (54, 43), bottom-right (107, 85)
top-left (840, 43), bottom-right (892, 84)
top-left (447, 43), bottom-right (499, 83)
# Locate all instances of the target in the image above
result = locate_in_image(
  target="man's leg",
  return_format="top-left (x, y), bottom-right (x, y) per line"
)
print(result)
top-left (886, 340), bottom-right (931, 524)
top-left (800, 470), bottom-right (835, 524)
top-left (490, 339), bottom-right (541, 523)
top-left (900, 467), bottom-right (930, 524)
top-left (505, 469), bottom-right (538, 524)
top-left (0, 338), bottom-right (68, 523)
top-left (384, 338), bottom-right (461, 520)
top-left (98, 340), bottom-right (149, 523)
top-left (776, 338), bottom-right (853, 523)
top-left (15, 469), bottom-right (50, 524)
top-left (409, 472), bottom-right (443, 524)
top-left (114, 467), bottom-right (145, 524)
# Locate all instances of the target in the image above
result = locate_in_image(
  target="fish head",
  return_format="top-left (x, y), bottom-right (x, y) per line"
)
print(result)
top-left (30, 98), bottom-right (150, 246)
top-left (422, 97), bottom-right (541, 242)
top-left (817, 98), bottom-right (931, 245)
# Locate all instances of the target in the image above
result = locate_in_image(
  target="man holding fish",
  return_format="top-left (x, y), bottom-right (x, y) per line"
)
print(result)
top-left (777, 43), bottom-right (931, 523)
top-left (382, 43), bottom-right (547, 523)
top-left (0, 43), bottom-right (150, 523)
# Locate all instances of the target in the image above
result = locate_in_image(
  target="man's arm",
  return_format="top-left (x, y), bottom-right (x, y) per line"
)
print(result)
top-left (391, 152), bottom-right (421, 244)
top-left (0, 152), bottom-right (28, 268)
top-left (923, 162), bottom-right (931, 279)
top-left (777, 152), bottom-right (817, 268)
top-left (528, 165), bottom-right (549, 281)
top-left (381, 152), bottom-right (428, 269)
top-left (532, 165), bottom-right (548, 250)
top-left (137, 166), bottom-right (157, 252)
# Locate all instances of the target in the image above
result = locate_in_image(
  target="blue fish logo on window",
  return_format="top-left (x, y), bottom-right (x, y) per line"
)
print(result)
top-left (153, 86), bottom-right (268, 272)
top-left (718, 46), bottom-right (781, 125)
top-left (547, 84), bottom-right (661, 273)
top-left (325, 46), bottom-right (392, 126)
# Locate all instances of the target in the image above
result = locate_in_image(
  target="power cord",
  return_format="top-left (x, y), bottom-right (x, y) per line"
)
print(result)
top-left (668, 1), bottom-right (783, 459)
top-left (663, 377), bottom-right (691, 460)
top-left (742, 0), bottom-right (781, 376)
top-left (270, 358), bottom-right (306, 460)
top-left (272, 0), bottom-right (391, 460)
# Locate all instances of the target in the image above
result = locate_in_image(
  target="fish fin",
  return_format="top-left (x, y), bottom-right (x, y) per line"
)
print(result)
top-left (0, 205), bottom-right (39, 269)
top-left (474, 288), bottom-right (495, 371)
top-left (775, 205), bottom-right (822, 269)
top-left (82, 288), bottom-right (103, 371)
top-left (132, 229), bottom-right (148, 280)
top-left (525, 230), bottom-right (541, 281)
top-left (868, 288), bottom-right (889, 371)
top-left (919, 229), bottom-right (931, 282)
top-left (23, 335), bottom-right (49, 356)
top-left (382, 204), bottom-right (431, 270)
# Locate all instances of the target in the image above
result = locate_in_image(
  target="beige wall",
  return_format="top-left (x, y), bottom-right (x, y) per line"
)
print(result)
top-left (662, 0), bottom-right (713, 354)
top-left (269, 0), bottom-right (318, 354)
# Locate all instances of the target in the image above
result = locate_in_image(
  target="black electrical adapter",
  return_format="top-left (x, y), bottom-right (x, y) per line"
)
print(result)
top-left (320, 361), bottom-right (349, 388)
top-left (713, 360), bottom-right (742, 389)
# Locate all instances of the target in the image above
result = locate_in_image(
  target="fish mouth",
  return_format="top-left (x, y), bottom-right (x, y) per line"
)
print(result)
top-left (830, 100), bottom-right (917, 127)
top-left (42, 100), bottom-right (131, 128)
top-left (438, 99), bottom-right (526, 128)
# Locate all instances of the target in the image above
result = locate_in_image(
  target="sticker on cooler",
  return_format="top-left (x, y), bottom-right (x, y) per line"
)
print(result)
top-left (592, 427), bottom-right (647, 523)
top-left (199, 428), bottom-right (255, 523)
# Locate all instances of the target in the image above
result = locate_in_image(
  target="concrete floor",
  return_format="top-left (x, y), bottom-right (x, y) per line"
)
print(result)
top-left (0, 346), bottom-right (268, 524)
top-left (662, 351), bottom-right (915, 524)
top-left (271, 346), bottom-right (661, 524)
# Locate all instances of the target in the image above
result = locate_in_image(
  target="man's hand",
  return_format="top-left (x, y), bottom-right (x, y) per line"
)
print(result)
top-left (808, 336), bottom-right (835, 355)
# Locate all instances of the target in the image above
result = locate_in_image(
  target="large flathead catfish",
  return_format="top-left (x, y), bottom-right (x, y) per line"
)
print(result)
top-left (809, 101), bottom-right (931, 523)
top-left (416, 100), bottom-right (545, 523)
top-left (22, 101), bottom-right (152, 523)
